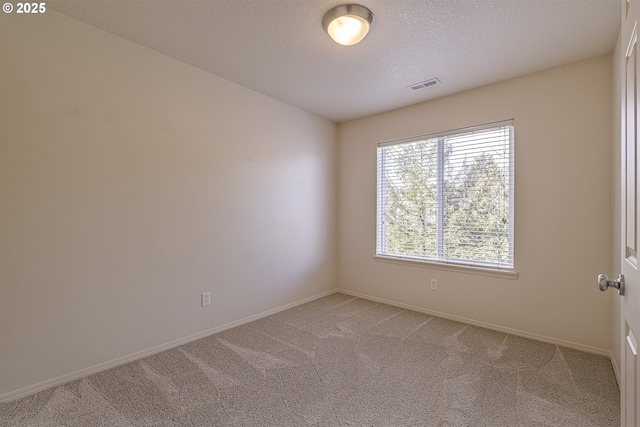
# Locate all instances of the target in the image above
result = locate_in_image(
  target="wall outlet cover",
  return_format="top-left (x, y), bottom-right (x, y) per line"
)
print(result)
top-left (201, 292), bottom-right (211, 307)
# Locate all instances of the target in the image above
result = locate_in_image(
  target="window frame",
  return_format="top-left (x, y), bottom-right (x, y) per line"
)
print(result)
top-left (375, 120), bottom-right (517, 278)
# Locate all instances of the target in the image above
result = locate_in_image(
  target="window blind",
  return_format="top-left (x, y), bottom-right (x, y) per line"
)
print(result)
top-left (376, 120), bottom-right (514, 269)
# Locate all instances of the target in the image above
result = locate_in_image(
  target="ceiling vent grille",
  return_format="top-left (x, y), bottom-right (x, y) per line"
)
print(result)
top-left (408, 78), bottom-right (441, 91)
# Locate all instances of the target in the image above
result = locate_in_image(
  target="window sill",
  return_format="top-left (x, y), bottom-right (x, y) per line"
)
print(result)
top-left (374, 255), bottom-right (519, 280)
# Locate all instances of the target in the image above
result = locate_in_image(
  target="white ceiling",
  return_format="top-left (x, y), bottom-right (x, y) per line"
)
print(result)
top-left (48, 0), bottom-right (620, 123)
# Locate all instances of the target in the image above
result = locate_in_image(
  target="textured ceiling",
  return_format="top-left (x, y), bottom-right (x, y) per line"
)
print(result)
top-left (48, 0), bottom-right (620, 123)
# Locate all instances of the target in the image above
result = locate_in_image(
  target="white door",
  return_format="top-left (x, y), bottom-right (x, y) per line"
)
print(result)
top-left (621, 0), bottom-right (640, 425)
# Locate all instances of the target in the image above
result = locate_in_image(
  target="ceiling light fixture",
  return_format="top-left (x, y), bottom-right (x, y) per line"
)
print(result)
top-left (322, 4), bottom-right (375, 46)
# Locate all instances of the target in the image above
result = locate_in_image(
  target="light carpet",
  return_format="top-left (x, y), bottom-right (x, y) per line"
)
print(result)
top-left (0, 293), bottom-right (620, 426)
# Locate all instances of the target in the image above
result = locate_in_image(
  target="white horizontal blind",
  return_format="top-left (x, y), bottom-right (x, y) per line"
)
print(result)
top-left (376, 120), bottom-right (514, 269)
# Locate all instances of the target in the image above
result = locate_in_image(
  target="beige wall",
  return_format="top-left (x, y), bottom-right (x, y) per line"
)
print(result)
top-left (337, 57), bottom-right (614, 353)
top-left (0, 12), bottom-right (336, 399)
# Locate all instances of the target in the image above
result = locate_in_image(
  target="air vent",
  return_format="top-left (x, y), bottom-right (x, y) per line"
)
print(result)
top-left (408, 78), bottom-right (441, 91)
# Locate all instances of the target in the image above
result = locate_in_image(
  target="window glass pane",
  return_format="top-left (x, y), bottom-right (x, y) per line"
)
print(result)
top-left (380, 138), bottom-right (438, 258)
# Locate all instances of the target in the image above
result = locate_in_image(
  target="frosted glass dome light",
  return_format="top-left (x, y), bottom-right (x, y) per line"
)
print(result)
top-left (322, 4), bottom-right (375, 46)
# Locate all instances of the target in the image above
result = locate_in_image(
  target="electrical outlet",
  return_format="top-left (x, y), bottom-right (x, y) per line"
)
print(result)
top-left (430, 279), bottom-right (438, 291)
top-left (201, 292), bottom-right (211, 307)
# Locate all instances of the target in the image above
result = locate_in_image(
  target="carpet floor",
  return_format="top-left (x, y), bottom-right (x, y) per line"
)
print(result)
top-left (1, 293), bottom-right (620, 426)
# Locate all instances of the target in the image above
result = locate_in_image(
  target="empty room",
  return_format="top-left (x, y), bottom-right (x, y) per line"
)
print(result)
top-left (0, 0), bottom-right (634, 426)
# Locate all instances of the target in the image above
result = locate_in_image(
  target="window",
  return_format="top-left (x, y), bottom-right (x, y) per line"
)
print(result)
top-left (376, 120), bottom-right (514, 270)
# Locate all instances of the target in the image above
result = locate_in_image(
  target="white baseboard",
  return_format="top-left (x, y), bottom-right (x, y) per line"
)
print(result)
top-left (610, 349), bottom-right (622, 390)
top-left (337, 288), bottom-right (615, 359)
top-left (0, 289), bottom-right (337, 404)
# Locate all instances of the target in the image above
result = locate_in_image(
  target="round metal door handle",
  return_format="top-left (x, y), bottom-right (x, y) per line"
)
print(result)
top-left (598, 273), bottom-right (625, 296)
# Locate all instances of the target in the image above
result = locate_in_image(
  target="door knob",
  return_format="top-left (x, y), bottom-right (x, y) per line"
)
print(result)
top-left (598, 273), bottom-right (625, 296)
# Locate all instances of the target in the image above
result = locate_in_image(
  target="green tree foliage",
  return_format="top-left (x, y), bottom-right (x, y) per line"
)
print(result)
top-left (444, 152), bottom-right (510, 264)
top-left (382, 140), bottom-right (437, 257)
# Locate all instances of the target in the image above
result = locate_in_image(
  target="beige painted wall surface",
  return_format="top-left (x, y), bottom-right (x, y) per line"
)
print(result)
top-left (0, 12), bottom-right (336, 398)
top-left (337, 57), bottom-right (613, 352)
